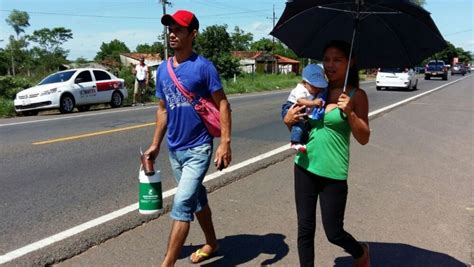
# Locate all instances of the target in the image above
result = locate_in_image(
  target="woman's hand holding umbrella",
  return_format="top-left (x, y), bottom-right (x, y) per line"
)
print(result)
top-left (283, 104), bottom-right (307, 130)
top-left (337, 92), bottom-right (353, 116)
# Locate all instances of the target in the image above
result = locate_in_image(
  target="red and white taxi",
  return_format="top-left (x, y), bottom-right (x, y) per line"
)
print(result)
top-left (14, 68), bottom-right (128, 115)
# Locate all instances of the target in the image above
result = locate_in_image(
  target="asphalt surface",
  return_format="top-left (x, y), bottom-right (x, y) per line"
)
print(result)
top-left (0, 76), bottom-right (472, 266)
top-left (57, 75), bottom-right (472, 266)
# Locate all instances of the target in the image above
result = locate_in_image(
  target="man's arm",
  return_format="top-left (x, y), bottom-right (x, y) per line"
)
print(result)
top-left (211, 89), bottom-right (232, 170)
top-left (144, 99), bottom-right (167, 160)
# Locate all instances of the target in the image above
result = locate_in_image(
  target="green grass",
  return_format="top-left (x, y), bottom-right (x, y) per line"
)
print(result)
top-left (222, 73), bottom-right (301, 94)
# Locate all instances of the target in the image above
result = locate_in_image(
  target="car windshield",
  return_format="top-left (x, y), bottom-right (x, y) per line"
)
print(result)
top-left (38, 70), bottom-right (76, 85)
top-left (428, 62), bottom-right (444, 66)
top-left (380, 67), bottom-right (404, 73)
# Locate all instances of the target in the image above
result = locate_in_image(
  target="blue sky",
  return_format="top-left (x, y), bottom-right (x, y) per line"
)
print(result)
top-left (0, 0), bottom-right (472, 60)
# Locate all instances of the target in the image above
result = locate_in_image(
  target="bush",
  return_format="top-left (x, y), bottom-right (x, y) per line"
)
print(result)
top-left (0, 76), bottom-right (34, 100)
top-left (0, 97), bottom-right (15, 117)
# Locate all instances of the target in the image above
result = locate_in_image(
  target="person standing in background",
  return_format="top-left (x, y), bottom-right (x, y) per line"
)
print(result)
top-left (132, 57), bottom-right (149, 106)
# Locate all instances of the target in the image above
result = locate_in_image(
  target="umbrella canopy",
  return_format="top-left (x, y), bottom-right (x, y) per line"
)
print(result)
top-left (270, 0), bottom-right (447, 68)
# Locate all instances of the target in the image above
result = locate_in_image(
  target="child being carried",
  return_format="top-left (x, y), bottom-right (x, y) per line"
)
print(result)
top-left (281, 64), bottom-right (328, 153)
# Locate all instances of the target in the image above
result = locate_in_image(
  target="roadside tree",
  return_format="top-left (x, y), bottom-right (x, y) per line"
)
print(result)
top-left (411, 0), bottom-right (426, 6)
top-left (231, 26), bottom-right (253, 51)
top-left (194, 24), bottom-right (240, 80)
top-left (5, 9), bottom-right (30, 38)
top-left (251, 38), bottom-right (298, 59)
top-left (95, 39), bottom-right (130, 68)
top-left (27, 27), bottom-right (73, 72)
top-left (5, 9), bottom-right (30, 76)
top-left (425, 41), bottom-right (472, 65)
top-left (136, 42), bottom-right (164, 55)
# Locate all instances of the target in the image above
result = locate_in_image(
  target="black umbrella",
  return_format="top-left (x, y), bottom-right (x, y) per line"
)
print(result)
top-left (271, 0), bottom-right (447, 89)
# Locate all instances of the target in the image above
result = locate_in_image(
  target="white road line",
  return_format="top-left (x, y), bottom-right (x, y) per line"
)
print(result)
top-left (0, 144), bottom-right (289, 264)
top-left (0, 75), bottom-right (469, 264)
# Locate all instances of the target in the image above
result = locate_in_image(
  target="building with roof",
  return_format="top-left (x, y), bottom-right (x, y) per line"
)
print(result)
top-left (275, 54), bottom-right (300, 74)
top-left (119, 53), bottom-right (163, 68)
top-left (231, 51), bottom-right (300, 75)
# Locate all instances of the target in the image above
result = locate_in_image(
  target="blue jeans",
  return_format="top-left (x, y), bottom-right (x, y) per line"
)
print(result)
top-left (281, 101), bottom-right (308, 144)
top-left (168, 143), bottom-right (212, 221)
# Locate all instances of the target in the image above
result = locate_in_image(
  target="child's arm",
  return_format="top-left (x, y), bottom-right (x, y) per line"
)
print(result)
top-left (296, 97), bottom-right (324, 108)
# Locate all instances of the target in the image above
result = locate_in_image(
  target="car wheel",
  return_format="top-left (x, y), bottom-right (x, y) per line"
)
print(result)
top-left (376, 86), bottom-right (382, 91)
top-left (21, 110), bottom-right (39, 116)
top-left (110, 91), bottom-right (123, 108)
top-left (77, 105), bottom-right (91, 112)
top-left (60, 94), bottom-right (75, 113)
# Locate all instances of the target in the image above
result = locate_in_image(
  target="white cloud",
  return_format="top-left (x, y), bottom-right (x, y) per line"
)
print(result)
top-left (247, 21), bottom-right (273, 41)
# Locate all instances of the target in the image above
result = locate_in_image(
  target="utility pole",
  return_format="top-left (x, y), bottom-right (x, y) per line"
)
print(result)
top-left (160, 0), bottom-right (171, 60)
top-left (266, 5), bottom-right (278, 73)
top-left (271, 4), bottom-right (276, 48)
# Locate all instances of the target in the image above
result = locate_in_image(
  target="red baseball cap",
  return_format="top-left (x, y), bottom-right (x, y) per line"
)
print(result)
top-left (161, 10), bottom-right (199, 30)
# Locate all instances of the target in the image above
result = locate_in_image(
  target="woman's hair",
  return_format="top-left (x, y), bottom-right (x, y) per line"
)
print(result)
top-left (323, 40), bottom-right (359, 89)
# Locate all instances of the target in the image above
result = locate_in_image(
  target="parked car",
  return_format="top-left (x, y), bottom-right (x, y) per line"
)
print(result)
top-left (376, 67), bottom-right (418, 91)
top-left (424, 60), bottom-right (448, 80)
top-left (414, 66), bottom-right (425, 74)
top-left (14, 68), bottom-right (128, 116)
top-left (451, 64), bottom-right (466, 76)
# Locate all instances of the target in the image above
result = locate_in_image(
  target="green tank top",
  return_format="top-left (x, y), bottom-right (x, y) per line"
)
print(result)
top-left (294, 90), bottom-right (355, 180)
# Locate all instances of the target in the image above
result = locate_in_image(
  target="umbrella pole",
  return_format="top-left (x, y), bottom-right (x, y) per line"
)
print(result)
top-left (343, 26), bottom-right (357, 93)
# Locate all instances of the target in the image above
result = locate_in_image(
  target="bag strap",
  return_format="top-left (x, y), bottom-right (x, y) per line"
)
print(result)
top-left (166, 58), bottom-right (196, 103)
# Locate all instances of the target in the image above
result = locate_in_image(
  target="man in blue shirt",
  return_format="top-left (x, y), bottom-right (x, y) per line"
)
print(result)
top-left (144, 9), bottom-right (232, 266)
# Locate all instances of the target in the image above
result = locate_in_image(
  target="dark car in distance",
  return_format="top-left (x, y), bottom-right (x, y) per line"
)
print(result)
top-left (425, 60), bottom-right (448, 80)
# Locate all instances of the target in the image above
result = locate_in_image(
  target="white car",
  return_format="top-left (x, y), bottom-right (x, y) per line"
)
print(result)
top-left (14, 68), bottom-right (128, 115)
top-left (376, 67), bottom-right (418, 91)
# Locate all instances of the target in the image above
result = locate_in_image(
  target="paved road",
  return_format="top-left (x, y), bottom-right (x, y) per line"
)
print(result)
top-left (0, 74), bottom-right (471, 265)
top-left (56, 74), bottom-right (472, 266)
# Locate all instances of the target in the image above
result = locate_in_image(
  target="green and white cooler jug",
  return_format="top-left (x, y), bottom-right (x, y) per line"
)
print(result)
top-left (138, 167), bottom-right (163, 214)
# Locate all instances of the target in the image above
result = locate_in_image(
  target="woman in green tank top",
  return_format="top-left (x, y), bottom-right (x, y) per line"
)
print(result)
top-left (284, 40), bottom-right (371, 267)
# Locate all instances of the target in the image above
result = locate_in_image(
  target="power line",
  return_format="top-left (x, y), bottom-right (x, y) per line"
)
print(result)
top-left (0, 9), bottom-right (160, 20)
top-left (0, 8), bottom-right (279, 20)
top-left (200, 9), bottom-right (275, 18)
top-left (444, 29), bottom-right (473, 36)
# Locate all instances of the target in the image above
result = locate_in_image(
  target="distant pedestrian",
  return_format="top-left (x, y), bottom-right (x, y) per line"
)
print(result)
top-left (143, 9), bottom-right (232, 267)
top-left (281, 64), bottom-right (327, 153)
top-left (132, 57), bottom-right (149, 106)
top-left (283, 40), bottom-right (371, 267)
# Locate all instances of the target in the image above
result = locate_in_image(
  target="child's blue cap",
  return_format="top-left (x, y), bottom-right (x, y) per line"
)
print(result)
top-left (302, 64), bottom-right (328, 88)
